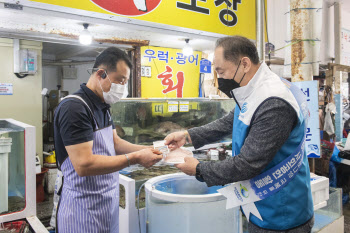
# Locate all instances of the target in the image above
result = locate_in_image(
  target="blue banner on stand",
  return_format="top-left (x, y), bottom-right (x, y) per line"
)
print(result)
top-left (293, 81), bottom-right (321, 158)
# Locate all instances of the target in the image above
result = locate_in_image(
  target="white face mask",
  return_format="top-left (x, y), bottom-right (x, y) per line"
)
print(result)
top-left (122, 84), bottom-right (129, 99)
top-left (98, 74), bottom-right (125, 105)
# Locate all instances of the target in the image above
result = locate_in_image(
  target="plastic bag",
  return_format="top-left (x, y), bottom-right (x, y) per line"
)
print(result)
top-left (331, 145), bottom-right (342, 163)
top-left (50, 170), bottom-right (63, 228)
top-left (324, 111), bottom-right (335, 135)
top-left (326, 102), bottom-right (337, 114)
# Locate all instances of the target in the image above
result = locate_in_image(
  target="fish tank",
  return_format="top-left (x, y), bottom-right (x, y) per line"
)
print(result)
top-left (0, 119), bottom-right (36, 224)
top-left (312, 187), bottom-right (343, 232)
top-left (110, 98), bottom-right (235, 145)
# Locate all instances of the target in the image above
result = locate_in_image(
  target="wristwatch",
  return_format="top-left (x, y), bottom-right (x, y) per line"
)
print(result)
top-left (195, 163), bottom-right (205, 182)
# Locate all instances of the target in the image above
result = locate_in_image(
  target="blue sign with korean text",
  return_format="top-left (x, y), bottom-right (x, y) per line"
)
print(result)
top-left (293, 81), bottom-right (320, 158)
top-left (200, 59), bottom-right (212, 73)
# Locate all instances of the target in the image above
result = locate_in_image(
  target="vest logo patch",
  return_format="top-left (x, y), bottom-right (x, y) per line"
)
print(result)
top-left (234, 187), bottom-right (243, 202)
top-left (241, 102), bottom-right (248, 113)
top-left (240, 184), bottom-right (249, 198)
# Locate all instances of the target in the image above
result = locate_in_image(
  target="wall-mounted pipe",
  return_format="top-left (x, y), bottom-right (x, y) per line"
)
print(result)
top-left (256, 0), bottom-right (265, 62)
top-left (334, 2), bottom-right (341, 65)
top-left (290, 0), bottom-right (313, 82)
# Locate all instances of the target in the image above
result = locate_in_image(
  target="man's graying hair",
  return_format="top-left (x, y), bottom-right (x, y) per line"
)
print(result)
top-left (215, 36), bottom-right (260, 65)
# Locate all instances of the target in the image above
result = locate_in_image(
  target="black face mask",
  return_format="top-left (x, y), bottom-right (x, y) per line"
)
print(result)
top-left (217, 60), bottom-right (246, 98)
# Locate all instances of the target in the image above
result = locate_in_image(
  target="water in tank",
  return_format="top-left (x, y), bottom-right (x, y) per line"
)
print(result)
top-left (110, 98), bottom-right (235, 145)
top-left (145, 173), bottom-right (240, 233)
top-left (0, 120), bottom-right (26, 215)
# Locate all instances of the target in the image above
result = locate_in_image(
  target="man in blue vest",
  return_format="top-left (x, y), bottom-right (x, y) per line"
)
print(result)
top-left (165, 36), bottom-right (314, 233)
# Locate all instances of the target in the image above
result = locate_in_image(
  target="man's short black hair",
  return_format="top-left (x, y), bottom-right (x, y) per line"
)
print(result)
top-left (215, 36), bottom-right (260, 65)
top-left (93, 47), bottom-right (132, 73)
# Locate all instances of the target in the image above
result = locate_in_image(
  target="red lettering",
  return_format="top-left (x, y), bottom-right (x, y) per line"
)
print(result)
top-left (157, 65), bottom-right (184, 97)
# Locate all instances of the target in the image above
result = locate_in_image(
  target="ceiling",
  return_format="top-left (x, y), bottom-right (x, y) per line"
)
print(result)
top-left (42, 43), bottom-right (104, 60)
top-left (0, 2), bottom-right (218, 56)
top-left (2, 0), bottom-right (350, 62)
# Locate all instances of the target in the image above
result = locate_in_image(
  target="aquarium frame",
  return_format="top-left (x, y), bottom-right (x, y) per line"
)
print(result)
top-left (0, 119), bottom-right (47, 232)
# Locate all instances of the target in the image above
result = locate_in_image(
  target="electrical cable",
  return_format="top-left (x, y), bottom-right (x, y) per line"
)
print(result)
top-left (15, 73), bottom-right (28, 79)
top-left (284, 61), bottom-right (321, 66)
top-left (285, 7), bottom-right (322, 14)
top-left (273, 39), bottom-right (318, 55)
top-left (284, 39), bottom-right (319, 44)
top-left (263, 0), bottom-right (270, 46)
top-left (263, 0), bottom-right (271, 65)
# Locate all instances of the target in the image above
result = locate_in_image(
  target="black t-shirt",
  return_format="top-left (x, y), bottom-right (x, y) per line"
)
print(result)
top-left (54, 83), bottom-right (115, 167)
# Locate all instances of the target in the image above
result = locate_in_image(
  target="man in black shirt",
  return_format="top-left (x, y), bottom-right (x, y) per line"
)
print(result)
top-left (54, 47), bottom-right (162, 233)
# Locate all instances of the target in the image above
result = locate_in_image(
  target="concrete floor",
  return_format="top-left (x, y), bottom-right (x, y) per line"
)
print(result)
top-left (36, 194), bottom-right (54, 228)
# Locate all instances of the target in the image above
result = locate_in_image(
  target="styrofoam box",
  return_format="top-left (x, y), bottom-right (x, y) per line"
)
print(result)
top-left (310, 173), bottom-right (329, 210)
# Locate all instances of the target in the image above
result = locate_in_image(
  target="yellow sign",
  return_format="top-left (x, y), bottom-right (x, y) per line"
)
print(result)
top-left (141, 46), bottom-right (201, 98)
top-left (29, 0), bottom-right (257, 38)
top-left (179, 101), bottom-right (189, 112)
top-left (152, 102), bottom-right (170, 117)
top-left (151, 101), bottom-right (199, 117)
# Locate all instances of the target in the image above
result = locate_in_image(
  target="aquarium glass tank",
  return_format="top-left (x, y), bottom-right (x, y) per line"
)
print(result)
top-left (0, 120), bottom-right (26, 216)
top-left (110, 98), bottom-right (235, 145)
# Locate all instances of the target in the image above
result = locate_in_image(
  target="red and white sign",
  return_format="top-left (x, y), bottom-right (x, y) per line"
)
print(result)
top-left (91, 0), bottom-right (162, 16)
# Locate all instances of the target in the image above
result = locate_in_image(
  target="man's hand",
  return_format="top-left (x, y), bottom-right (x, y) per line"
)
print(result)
top-left (133, 148), bottom-right (163, 168)
top-left (164, 131), bottom-right (190, 150)
top-left (175, 157), bottom-right (199, 176)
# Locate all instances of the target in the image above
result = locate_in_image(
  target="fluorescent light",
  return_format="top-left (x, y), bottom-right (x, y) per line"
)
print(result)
top-left (183, 39), bottom-right (193, 56)
top-left (79, 23), bottom-right (92, 45)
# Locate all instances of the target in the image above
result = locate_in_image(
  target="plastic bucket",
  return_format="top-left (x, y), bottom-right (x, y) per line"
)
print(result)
top-left (145, 173), bottom-right (240, 233)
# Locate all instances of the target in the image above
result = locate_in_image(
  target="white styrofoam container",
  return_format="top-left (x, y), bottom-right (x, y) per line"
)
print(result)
top-left (45, 168), bottom-right (58, 194)
top-left (310, 173), bottom-right (329, 210)
top-left (0, 137), bottom-right (12, 213)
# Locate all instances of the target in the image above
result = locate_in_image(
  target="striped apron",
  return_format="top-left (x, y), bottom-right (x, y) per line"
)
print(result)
top-left (56, 95), bottom-right (119, 233)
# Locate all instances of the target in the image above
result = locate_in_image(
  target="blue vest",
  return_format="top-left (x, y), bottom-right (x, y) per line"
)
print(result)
top-left (231, 63), bottom-right (313, 230)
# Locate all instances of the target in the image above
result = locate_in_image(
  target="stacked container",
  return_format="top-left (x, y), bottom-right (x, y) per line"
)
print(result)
top-left (0, 137), bottom-right (12, 213)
